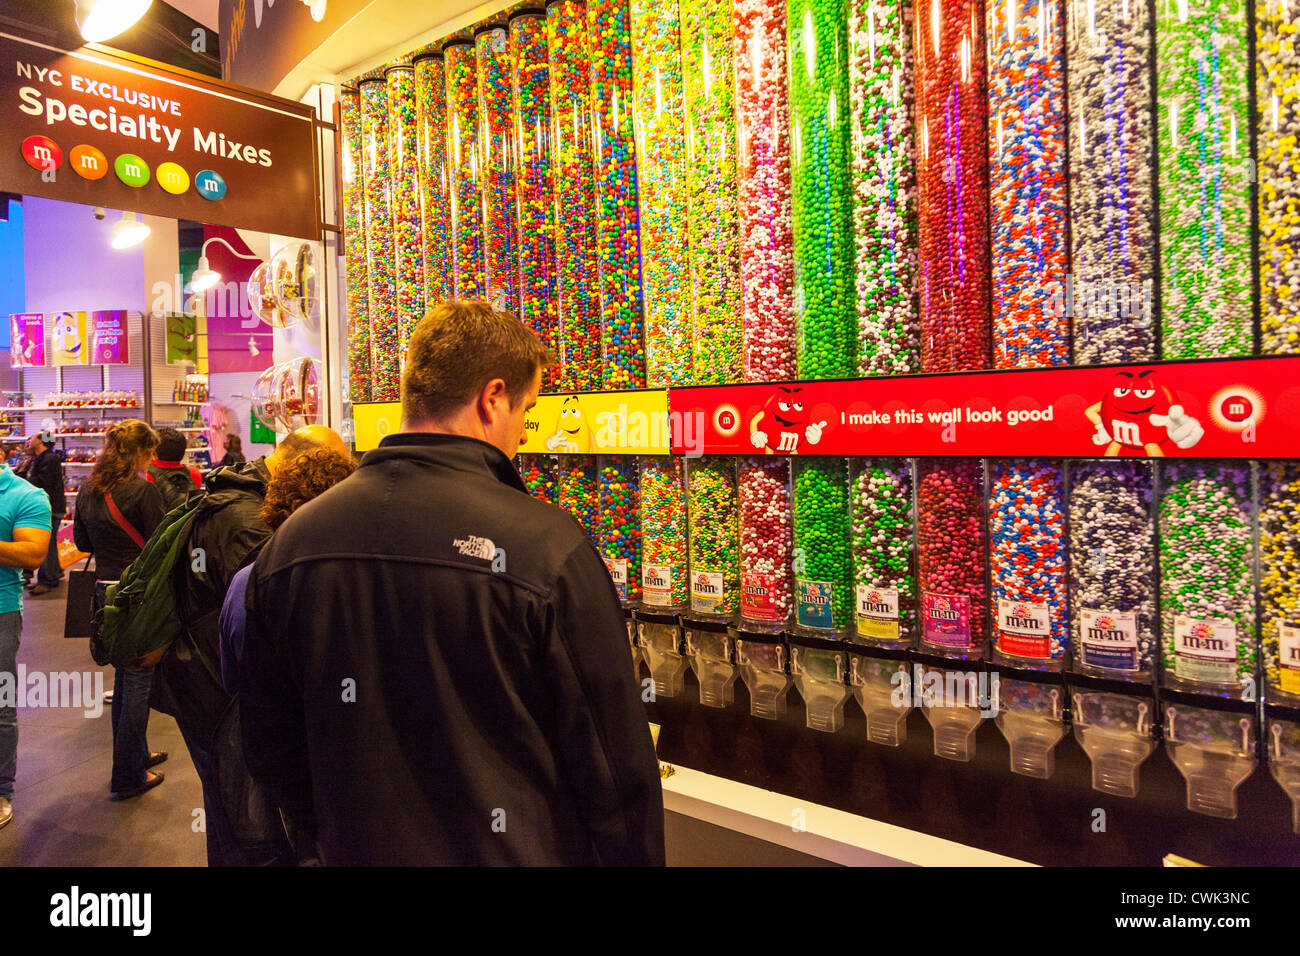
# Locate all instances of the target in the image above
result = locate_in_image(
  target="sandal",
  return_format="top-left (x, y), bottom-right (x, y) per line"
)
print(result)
top-left (147, 751), bottom-right (168, 768)
top-left (112, 771), bottom-right (164, 801)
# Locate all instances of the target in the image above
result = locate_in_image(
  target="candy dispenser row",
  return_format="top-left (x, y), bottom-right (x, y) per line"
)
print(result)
top-left (340, 86), bottom-right (372, 404)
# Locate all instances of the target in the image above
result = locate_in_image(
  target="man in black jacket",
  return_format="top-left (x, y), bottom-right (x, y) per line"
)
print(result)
top-left (158, 424), bottom-right (347, 866)
top-left (146, 427), bottom-right (202, 512)
top-left (22, 431), bottom-right (65, 594)
top-left (240, 301), bottom-right (664, 866)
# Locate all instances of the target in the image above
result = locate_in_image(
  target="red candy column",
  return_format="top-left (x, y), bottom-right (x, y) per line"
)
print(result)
top-left (917, 457), bottom-right (988, 659)
top-left (477, 26), bottom-right (521, 314)
top-left (511, 11), bottom-right (560, 391)
top-left (734, 0), bottom-right (796, 382)
top-left (738, 457), bottom-right (795, 631)
top-left (914, 0), bottom-right (991, 371)
top-left (547, 0), bottom-right (603, 391)
top-left (445, 40), bottom-right (487, 300)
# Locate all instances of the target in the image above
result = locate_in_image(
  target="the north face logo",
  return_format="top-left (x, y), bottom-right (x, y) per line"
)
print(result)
top-left (452, 535), bottom-right (495, 560)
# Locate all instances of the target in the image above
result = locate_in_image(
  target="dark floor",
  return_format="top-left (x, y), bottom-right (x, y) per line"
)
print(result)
top-left (0, 587), bottom-right (207, 866)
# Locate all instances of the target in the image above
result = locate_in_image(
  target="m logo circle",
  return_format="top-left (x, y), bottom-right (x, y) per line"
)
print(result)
top-left (70, 145), bottom-right (108, 180)
top-left (195, 169), bottom-right (227, 200)
top-left (21, 135), bottom-right (62, 171)
top-left (114, 153), bottom-right (151, 187)
top-left (156, 161), bottom-right (190, 195)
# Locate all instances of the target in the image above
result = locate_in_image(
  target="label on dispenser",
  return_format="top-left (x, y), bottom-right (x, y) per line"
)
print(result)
top-left (741, 573), bottom-right (781, 622)
top-left (796, 579), bottom-right (835, 629)
top-left (641, 563), bottom-right (675, 607)
top-left (856, 585), bottom-right (900, 639)
top-left (1079, 608), bottom-right (1139, 671)
top-left (922, 592), bottom-right (970, 648)
top-left (691, 570), bottom-right (726, 613)
top-left (604, 557), bottom-right (628, 603)
top-left (1173, 615), bottom-right (1238, 684)
top-left (996, 599), bottom-right (1052, 659)
top-left (1280, 623), bottom-right (1300, 695)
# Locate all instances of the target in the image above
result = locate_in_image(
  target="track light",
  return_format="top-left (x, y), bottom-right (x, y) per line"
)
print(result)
top-left (110, 211), bottom-right (149, 249)
top-left (75, 0), bottom-right (153, 43)
top-left (187, 236), bottom-right (263, 294)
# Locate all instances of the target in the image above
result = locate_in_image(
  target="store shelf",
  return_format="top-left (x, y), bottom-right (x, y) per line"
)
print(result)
top-left (164, 401), bottom-right (210, 407)
top-left (0, 405), bottom-right (142, 411)
top-left (176, 427), bottom-right (208, 433)
top-left (659, 761), bottom-right (1031, 867)
top-left (63, 462), bottom-right (95, 467)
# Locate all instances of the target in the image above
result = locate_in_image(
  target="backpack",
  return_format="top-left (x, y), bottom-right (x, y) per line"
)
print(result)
top-left (92, 495), bottom-right (206, 668)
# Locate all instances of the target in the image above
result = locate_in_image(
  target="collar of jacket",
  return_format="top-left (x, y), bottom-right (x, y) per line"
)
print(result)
top-left (367, 433), bottom-right (528, 493)
top-left (150, 459), bottom-right (187, 470)
top-left (204, 456), bottom-right (271, 495)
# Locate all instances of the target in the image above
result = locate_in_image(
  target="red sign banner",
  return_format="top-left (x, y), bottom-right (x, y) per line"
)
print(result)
top-left (668, 357), bottom-right (1300, 459)
top-left (90, 309), bottom-right (128, 364)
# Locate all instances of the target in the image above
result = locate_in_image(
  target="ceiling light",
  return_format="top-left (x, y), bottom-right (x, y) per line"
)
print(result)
top-left (75, 0), bottom-right (154, 43)
top-left (110, 211), bottom-right (149, 249)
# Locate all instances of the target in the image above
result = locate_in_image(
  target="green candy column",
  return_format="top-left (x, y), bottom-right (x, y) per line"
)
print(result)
top-left (787, 0), bottom-right (855, 379)
top-left (1156, 0), bottom-right (1253, 359)
top-left (793, 456), bottom-right (854, 634)
top-left (682, 0), bottom-right (743, 383)
top-left (687, 457), bottom-right (741, 621)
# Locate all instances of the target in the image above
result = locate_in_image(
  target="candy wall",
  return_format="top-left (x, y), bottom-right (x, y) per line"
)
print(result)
top-left (343, 0), bottom-right (1300, 862)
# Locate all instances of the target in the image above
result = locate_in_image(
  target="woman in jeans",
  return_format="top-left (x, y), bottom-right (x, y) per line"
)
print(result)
top-left (73, 420), bottom-right (167, 799)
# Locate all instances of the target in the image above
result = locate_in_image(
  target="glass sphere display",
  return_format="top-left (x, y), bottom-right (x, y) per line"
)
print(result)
top-left (252, 356), bottom-right (322, 433)
top-left (269, 242), bottom-right (319, 325)
top-left (246, 262), bottom-right (280, 325)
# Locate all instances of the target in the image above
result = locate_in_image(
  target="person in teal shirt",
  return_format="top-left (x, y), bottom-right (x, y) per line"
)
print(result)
top-left (0, 463), bottom-right (54, 832)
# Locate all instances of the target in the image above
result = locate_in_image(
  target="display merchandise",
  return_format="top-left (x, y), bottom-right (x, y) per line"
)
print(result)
top-left (414, 54), bottom-right (450, 310)
top-left (340, 85), bottom-right (372, 403)
top-left (335, 0), bottom-right (1300, 863)
top-left (386, 65), bottom-right (425, 352)
top-left (359, 77), bottom-right (399, 401)
top-left (849, 0), bottom-right (919, 376)
top-left (510, 13), bottom-right (560, 390)
top-left (683, 0), bottom-right (742, 385)
top-left (547, 0), bottom-right (602, 391)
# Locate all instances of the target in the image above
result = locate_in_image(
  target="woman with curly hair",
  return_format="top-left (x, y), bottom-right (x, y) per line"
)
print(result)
top-left (72, 419), bottom-right (167, 800)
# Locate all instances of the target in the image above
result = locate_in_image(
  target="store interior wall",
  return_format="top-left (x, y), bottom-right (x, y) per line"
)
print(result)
top-left (22, 198), bottom-right (146, 315)
top-left (0, 200), bottom-right (25, 345)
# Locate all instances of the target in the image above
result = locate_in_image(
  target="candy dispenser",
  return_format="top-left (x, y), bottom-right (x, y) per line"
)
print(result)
top-left (789, 637), bottom-right (851, 731)
top-left (787, 0), bottom-right (856, 379)
top-left (639, 612), bottom-right (689, 698)
top-left (477, 26), bottom-right (521, 313)
top-left (917, 457), bottom-right (988, 659)
top-left (920, 663), bottom-right (993, 760)
top-left (850, 0), bottom-right (920, 375)
top-left (687, 457), bottom-right (740, 622)
top-left (792, 456), bottom-right (854, 636)
top-left (988, 0), bottom-right (1068, 369)
top-left (445, 40), bottom-right (487, 300)
top-left (1156, 0), bottom-right (1252, 359)
top-left (1159, 461), bottom-right (1256, 697)
top-left (915, 0), bottom-right (991, 371)
top-left (340, 86), bottom-right (372, 404)
top-left (1268, 717), bottom-right (1300, 832)
top-left (850, 457), bottom-right (917, 648)
top-left (1071, 691), bottom-right (1157, 796)
top-left (517, 452), bottom-right (559, 503)
top-left (598, 455), bottom-right (641, 606)
top-left (685, 620), bottom-right (739, 707)
top-left (414, 54), bottom-right (450, 309)
top-left (359, 78), bottom-right (399, 401)
top-left (682, 0), bottom-right (742, 384)
top-left (733, 633), bottom-right (792, 718)
top-left (988, 458), bottom-right (1068, 671)
top-left (587, 0), bottom-right (647, 389)
top-left (547, 0), bottom-right (602, 391)
top-left (632, 0), bottom-right (693, 386)
top-left (558, 455), bottom-right (600, 546)
top-left (639, 456), bottom-right (688, 612)
top-left (1259, 0), bottom-right (1300, 355)
top-left (1260, 462), bottom-right (1300, 704)
top-left (734, 0), bottom-right (796, 381)
top-left (847, 649), bottom-right (912, 745)
top-left (738, 457), bottom-right (795, 631)
top-left (386, 65), bottom-right (425, 354)
top-left (1066, 0), bottom-right (1156, 365)
top-left (995, 676), bottom-right (1066, 777)
top-left (511, 11), bottom-right (560, 390)
top-left (1068, 460), bottom-right (1157, 682)
top-left (1164, 704), bottom-right (1257, 818)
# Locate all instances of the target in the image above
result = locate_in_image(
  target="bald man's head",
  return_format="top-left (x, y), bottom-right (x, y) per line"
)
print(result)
top-left (267, 425), bottom-right (349, 474)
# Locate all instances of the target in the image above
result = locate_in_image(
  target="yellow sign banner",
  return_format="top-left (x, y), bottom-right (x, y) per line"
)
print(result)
top-left (352, 390), bottom-right (672, 454)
